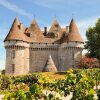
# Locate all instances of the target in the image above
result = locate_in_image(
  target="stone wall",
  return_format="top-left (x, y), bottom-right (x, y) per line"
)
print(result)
top-left (5, 48), bottom-right (13, 75)
top-left (58, 42), bottom-right (83, 71)
top-left (5, 41), bottom-right (84, 75)
top-left (14, 48), bottom-right (25, 75)
top-left (24, 47), bottom-right (30, 74)
top-left (5, 46), bottom-right (25, 75)
top-left (5, 41), bottom-right (30, 75)
top-left (29, 44), bottom-right (59, 72)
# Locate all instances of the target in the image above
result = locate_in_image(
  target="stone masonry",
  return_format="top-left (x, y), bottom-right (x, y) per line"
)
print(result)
top-left (4, 17), bottom-right (84, 75)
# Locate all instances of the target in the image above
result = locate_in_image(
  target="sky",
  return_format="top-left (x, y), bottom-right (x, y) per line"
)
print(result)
top-left (0, 0), bottom-right (100, 69)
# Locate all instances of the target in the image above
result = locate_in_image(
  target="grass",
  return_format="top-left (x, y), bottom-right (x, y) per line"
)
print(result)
top-left (41, 72), bottom-right (67, 80)
top-left (14, 71), bottom-right (67, 80)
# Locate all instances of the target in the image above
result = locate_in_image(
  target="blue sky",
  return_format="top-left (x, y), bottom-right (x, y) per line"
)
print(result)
top-left (0, 0), bottom-right (100, 69)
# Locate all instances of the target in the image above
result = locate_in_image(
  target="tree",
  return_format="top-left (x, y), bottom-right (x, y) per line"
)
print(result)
top-left (85, 18), bottom-right (100, 63)
top-left (77, 56), bottom-right (100, 69)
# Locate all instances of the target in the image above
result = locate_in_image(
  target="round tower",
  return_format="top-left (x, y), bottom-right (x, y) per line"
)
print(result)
top-left (60, 18), bottom-right (84, 69)
top-left (4, 17), bottom-right (30, 75)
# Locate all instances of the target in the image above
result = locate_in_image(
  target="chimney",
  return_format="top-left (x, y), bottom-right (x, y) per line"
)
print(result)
top-left (44, 27), bottom-right (47, 35)
top-left (66, 26), bottom-right (69, 33)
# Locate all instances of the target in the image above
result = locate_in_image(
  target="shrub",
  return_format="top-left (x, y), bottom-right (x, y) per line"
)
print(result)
top-left (77, 56), bottom-right (100, 69)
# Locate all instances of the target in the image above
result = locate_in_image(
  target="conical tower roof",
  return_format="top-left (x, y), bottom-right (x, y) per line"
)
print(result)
top-left (67, 18), bottom-right (83, 42)
top-left (48, 19), bottom-right (63, 37)
top-left (49, 19), bottom-right (62, 32)
top-left (43, 55), bottom-right (57, 72)
top-left (25, 18), bottom-right (43, 42)
top-left (4, 17), bottom-right (25, 42)
top-left (26, 18), bottom-right (41, 33)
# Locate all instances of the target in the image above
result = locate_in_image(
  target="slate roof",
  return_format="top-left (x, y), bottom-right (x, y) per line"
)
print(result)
top-left (4, 17), bottom-right (83, 43)
top-left (4, 17), bottom-right (26, 41)
top-left (67, 18), bottom-right (83, 42)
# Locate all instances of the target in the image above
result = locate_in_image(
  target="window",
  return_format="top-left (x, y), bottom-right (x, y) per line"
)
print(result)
top-left (72, 51), bottom-right (75, 60)
top-left (27, 33), bottom-right (31, 37)
top-left (12, 50), bottom-right (15, 59)
top-left (12, 64), bottom-right (15, 73)
top-left (55, 24), bottom-right (58, 32)
top-left (55, 24), bottom-right (58, 27)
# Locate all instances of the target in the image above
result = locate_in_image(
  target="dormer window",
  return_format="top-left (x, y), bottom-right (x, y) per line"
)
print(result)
top-left (55, 24), bottom-right (58, 26)
top-left (26, 33), bottom-right (31, 37)
top-left (54, 24), bottom-right (58, 32)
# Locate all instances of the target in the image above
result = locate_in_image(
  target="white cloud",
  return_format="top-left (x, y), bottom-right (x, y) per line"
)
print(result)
top-left (28, 0), bottom-right (99, 8)
top-left (0, 0), bottom-right (33, 19)
top-left (28, 0), bottom-right (71, 8)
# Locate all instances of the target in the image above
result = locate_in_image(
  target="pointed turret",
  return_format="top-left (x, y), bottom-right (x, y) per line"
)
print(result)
top-left (31, 18), bottom-right (41, 31)
top-left (26, 18), bottom-right (41, 35)
top-left (49, 19), bottom-right (62, 33)
top-left (43, 55), bottom-right (57, 72)
top-left (48, 19), bottom-right (63, 38)
top-left (4, 17), bottom-right (25, 42)
top-left (25, 18), bottom-right (43, 42)
top-left (67, 18), bottom-right (83, 42)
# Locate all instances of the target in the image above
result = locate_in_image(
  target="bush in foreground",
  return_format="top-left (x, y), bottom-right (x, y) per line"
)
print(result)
top-left (2, 69), bottom-right (100, 100)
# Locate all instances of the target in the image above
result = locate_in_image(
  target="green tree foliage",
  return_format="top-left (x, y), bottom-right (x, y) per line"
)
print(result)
top-left (85, 18), bottom-right (100, 63)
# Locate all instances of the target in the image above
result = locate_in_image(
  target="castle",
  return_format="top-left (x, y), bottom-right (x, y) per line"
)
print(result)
top-left (4, 17), bottom-right (84, 75)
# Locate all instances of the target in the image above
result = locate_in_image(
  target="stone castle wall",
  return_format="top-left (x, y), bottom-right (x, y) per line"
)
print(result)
top-left (29, 43), bottom-right (59, 72)
top-left (5, 41), bottom-right (83, 75)
top-left (5, 46), bottom-right (25, 75)
top-left (5, 41), bottom-right (30, 75)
